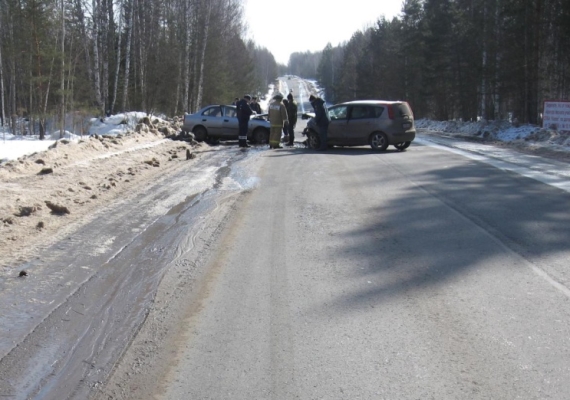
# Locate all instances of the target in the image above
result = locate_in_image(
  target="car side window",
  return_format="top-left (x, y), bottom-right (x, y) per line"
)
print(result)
top-left (329, 106), bottom-right (348, 120)
top-left (223, 106), bottom-right (237, 118)
top-left (350, 106), bottom-right (383, 119)
top-left (203, 106), bottom-right (222, 117)
top-left (371, 106), bottom-right (384, 118)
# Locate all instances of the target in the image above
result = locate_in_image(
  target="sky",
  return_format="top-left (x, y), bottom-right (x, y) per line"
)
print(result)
top-left (243, 0), bottom-right (404, 65)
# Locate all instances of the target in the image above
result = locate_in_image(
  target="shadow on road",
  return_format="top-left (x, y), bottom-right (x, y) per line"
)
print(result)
top-left (325, 157), bottom-right (570, 310)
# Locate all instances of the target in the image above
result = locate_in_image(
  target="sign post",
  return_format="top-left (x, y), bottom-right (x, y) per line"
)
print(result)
top-left (543, 100), bottom-right (570, 131)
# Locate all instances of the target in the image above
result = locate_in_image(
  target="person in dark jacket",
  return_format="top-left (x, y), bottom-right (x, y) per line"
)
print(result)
top-left (285, 93), bottom-right (298, 146)
top-left (250, 96), bottom-right (262, 114)
top-left (282, 98), bottom-right (289, 143)
top-left (309, 94), bottom-right (330, 150)
top-left (236, 94), bottom-right (253, 148)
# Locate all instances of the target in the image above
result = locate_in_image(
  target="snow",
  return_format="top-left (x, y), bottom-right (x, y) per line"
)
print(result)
top-left (0, 112), bottom-right (166, 162)
top-left (2, 89), bottom-right (569, 164)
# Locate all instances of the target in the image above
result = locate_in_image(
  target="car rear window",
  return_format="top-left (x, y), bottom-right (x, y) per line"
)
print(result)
top-left (371, 106), bottom-right (384, 118)
top-left (393, 103), bottom-right (413, 118)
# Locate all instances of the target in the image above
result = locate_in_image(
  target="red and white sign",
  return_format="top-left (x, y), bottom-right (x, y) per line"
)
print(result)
top-left (543, 100), bottom-right (570, 131)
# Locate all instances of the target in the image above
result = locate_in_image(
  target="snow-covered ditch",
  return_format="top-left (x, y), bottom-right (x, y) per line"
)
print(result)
top-left (416, 119), bottom-right (570, 154)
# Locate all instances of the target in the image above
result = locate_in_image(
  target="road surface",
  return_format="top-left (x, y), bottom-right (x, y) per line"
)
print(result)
top-left (103, 132), bottom-right (570, 399)
top-left (1, 78), bottom-right (570, 399)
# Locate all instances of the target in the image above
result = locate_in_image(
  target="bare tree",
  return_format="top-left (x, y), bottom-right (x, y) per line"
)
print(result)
top-left (91, 0), bottom-right (103, 112)
top-left (0, 23), bottom-right (6, 131)
top-left (195, 0), bottom-right (212, 111)
top-left (122, 0), bottom-right (134, 111)
top-left (111, 0), bottom-right (123, 114)
top-left (59, 0), bottom-right (65, 137)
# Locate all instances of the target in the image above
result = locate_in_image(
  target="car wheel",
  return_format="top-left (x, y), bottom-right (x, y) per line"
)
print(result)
top-left (394, 141), bottom-right (411, 151)
top-left (193, 126), bottom-right (207, 142)
top-left (308, 131), bottom-right (320, 149)
top-left (206, 136), bottom-right (219, 145)
top-left (253, 128), bottom-right (269, 144)
top-left (370, 132), bottom-right (389, 151)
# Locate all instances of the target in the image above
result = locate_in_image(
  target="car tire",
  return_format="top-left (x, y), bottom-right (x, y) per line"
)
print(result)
top-left (370, 132), bottom-right (389, 151)
top-left (253, 128), bottom-right (269, 144)
top-left (193, 126), bottom-right (207, 142)
top-left (308, 131), bottom-right (321, 149)
top-left (206, 136), bottom-right (219, 145)
top-left (394, 141), bottom-right (411, 151)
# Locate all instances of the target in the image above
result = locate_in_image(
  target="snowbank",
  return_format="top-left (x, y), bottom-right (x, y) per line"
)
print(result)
top-left (0, 112), bottom-right (168, 162)
top-left (416, 119), bottom-right (570, 150)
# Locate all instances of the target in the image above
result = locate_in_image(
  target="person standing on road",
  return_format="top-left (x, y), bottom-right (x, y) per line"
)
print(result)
top-left (268, 92), bottom-right (289, 149)
top-left (250, 96), bottom-right (262, 114)
top-left (236, 94), bottom-right (253, 148)
top-left (309, 94), bottom-right (330, 151)
top-left (282, 98), bottom-right (290, 144)
top-left (285, 93), bottom-right (298, 146)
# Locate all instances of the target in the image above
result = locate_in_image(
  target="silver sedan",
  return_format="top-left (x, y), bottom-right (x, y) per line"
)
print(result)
top-left (182, 105), bottom-right (270, 144)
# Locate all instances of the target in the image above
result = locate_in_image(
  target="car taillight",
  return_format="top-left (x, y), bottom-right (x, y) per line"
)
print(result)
top-left (387, 104), bottom-right (394, 119)
top-left (405, 102), bottom-right (414, 118)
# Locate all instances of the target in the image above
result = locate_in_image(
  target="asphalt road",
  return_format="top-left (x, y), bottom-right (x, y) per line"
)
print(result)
top-left (3, 79), bottom-right (570, 398)
top-left (141, 141), bottom-right (570, 399)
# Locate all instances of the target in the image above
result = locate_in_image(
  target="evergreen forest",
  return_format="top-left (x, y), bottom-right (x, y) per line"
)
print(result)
top-left (1, 0), bottom-right (569, 137)
top-left (292, 0), bottom-right (570, 123)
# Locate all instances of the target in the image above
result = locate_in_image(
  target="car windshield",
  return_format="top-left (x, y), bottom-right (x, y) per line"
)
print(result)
top-left (329, 106), bottom-right (348, 120)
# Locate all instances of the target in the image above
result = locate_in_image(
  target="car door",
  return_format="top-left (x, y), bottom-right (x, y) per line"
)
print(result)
top-left (327, 105), bottom-right (349, 145)
top-left (220, 105), bottom-right (239, 138)
top-left (344, 105), bottom-right (382, 145)
top-left (200, 106), bottom-right (223, 136)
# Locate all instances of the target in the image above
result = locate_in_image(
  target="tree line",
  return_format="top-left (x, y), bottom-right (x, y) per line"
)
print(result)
top-left (0, 0), bottom-right (279, 137)
top-left (311, 0), bottom-right (570, 124)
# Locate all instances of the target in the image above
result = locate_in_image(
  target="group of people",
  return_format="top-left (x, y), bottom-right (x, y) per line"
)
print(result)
top-left (267, 92), bottom-right (298, 149)
top-left (235, 91), bottom-right (329, 151)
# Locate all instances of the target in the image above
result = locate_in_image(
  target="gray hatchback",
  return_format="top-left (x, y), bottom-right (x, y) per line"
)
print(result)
top-left (304, 100), bottom-right (416, 151)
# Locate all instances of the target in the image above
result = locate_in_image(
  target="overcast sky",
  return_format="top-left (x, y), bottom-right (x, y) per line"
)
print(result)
top-left (243, 0), bottom-right (403, 65)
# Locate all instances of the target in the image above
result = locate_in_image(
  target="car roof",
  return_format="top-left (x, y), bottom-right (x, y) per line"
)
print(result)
top-left (334, 100), bottom-right (407, 106)
top-left (199, 104), bottom-right (235, 108)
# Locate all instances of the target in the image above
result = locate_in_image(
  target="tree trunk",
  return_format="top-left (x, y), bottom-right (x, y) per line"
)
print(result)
top-left (0, 33), bottom-right (6, 131)
top-left (195, 1), bottom-right (212, 111)
top-left (74, 0), bottom-right (95, 110)
top-left (92, 0), bottom-right (103, 112)
top-left (111, 1), bottom-right (123, 114)
top-left (182, 0), bottom-right (193, 113)
top-left (122, 0), bottom-right (134, 111)
top-left (480, 0), bottom-right (487, 119)
top-left (60, 0), bottom-right (65, 138)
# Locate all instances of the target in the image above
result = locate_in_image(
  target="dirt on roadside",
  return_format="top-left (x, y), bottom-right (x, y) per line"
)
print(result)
top-left (0, 117), bottom-right (206, 274)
